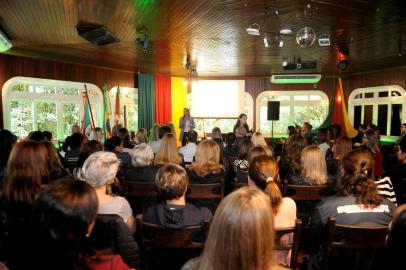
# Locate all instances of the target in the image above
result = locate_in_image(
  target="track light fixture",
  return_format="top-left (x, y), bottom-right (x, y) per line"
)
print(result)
top-left (246, 23), bottom-right (261, 36)
top-left (263, 32), bottom-right (270, 48)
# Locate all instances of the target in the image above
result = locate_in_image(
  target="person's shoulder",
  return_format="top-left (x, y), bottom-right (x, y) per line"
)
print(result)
top-left (186, 203), bottom-right (212, 219)
top-left (86, 254), bottom-right (132, 270)
top-left (282, 197), bottom-right (297, 207)
top-left (181, 257), bottom-right (200, 270)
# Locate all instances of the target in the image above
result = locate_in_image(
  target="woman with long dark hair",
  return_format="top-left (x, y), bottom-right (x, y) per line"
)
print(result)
top-left (2, 141), bottom-right (50, 269)
top-left (29, 179), bottom-right (131, 270)
top-left (308, 148), bottom-right (395, 270)
top-left (233, 113), bottom-right (252, 139)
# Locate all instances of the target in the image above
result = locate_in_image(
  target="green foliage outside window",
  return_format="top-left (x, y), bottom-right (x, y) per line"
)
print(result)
top-left (10, 100), bottom-right (33, 139)
top-left (36, 102), bottom-right (57, 137)
top-left (62, 103), bottom-right (80, 139)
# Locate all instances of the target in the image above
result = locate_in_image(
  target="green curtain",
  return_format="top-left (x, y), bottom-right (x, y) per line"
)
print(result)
top-left (138, 74), bottom-right (156, 131)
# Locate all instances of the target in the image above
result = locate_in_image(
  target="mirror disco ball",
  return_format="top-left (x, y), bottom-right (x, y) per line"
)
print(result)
top-left (296, 27), bottom-right (316, 47)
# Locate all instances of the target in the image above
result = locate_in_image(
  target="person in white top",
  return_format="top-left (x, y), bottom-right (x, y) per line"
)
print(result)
top-left (81, 151), bottom-right (136, 234)
top-left (248, 154), bottom-right (297, 267)
top-left (179, 130), bottom-right (198, 164)
top-left (179, 108), bottom-right (195, 147)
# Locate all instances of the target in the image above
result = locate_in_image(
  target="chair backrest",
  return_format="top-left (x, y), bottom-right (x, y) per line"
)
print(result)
top-left (136, 214), bottom-right (207, 249)
top-left (126, 181), bottom-right (157, 197)
top-left (187, 180), bottom-right (225, 199)
top-left (274, 219), bottom-right (302, 269)
top-left (90, 214), bottom-right (141, 268)
top-left (232, 177), bottom-right (248, 190)
top-left (322, 216), bottom-right (388, 270)
top-left (125, 181), bottom-right (159, 213)
top-left (284, 184), bottom-right (328, 201)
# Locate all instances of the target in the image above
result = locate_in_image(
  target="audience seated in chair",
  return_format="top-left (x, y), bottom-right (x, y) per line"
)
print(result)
top-left (308, 148), bottom-right (395, 270)
top-left (90, 214), bottom-right (141, 269)
top-left (386, 204), bottom-right (406, 269)
top-left (154, 133), bottom-right (182, 166)
top-left (63, 132), bottom-right (83, 169)
top-left (148, 125), bottom-right (172, 154)
top-left (248, 155), bottom-right (297, 267)
top-left (144, 164), bottom-right (212, 228)
top-left (104, 136), bottom-right (132, 179)
top-left (81, 151), bottom-right (136, 234)
top-left (223, 132), bottom-right (239, 158)
top-left (181, 187), bottom-right (284, 270)
top-left (387, 136), bottom-right (406, 205)
top-left (126, 143), bottom-right (158, 182)
top-left (73, 140), bottom-right (103, 179)
top-left (187, 139), bottom-right (225, 184)
top-left (233, 139), bottom-right (252, 181)
top-left (278, 134), bottom-right (307, 183)
top-left (1, 141), bottom-right (50, 270)
top-left (290, 145), bottom-right (328, 224)
top-left (29, 179), bottom-right (132, 270)
top-left (251, 131), bottom-right (274, 157)
top-left (179, 130), bottom-right (198, 164)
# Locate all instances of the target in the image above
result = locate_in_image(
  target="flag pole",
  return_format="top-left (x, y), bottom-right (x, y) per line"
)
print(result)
top-left (84, 84), bottom-right (96, 128)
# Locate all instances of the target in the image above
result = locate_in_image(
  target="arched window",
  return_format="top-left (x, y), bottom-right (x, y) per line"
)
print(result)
top-left (348, 85), bottom-right (406, 138)
top-left (109, 86), bottom-right (138, 132)
top-left (256, 90), bottom-right (329, 136)
top-left (2, 77), bottom-right (103, 140)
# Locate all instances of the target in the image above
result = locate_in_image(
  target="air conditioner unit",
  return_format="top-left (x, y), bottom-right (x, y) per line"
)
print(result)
top-left (271, 74), bottom-right (322, 84)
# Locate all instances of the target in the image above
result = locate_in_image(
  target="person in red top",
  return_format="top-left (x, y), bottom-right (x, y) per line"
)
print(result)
top-left (27, 179), bottom-right (133, 270)
top-left (363, 130), bottom-right (383, 177)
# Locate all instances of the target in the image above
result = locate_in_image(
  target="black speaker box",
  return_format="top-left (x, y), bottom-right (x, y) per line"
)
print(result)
top-left (267, 101), bottom-right (280, 120)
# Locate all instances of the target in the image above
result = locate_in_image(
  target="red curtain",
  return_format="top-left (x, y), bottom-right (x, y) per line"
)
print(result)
top-left (155, 75), bottom-right (172, 124)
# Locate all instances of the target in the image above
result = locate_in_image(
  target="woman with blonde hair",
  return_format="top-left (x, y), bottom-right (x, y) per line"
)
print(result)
top-left (251, 131), bottom-right (274, 157)
top-left (290, 145), bottom-right (327, 224)
top-left (188, 139), bottom-right (224, 184)
top-left (182, 187), bottom-right (282, 270)
top-left (298, 145), bottom-right (328, 186)
top-left (248, 155), bottom-right (297, 267)
top-left (327, 136), bottom-right (352, 176)
top-left (135, 128), bottom-right (148, 144)
top-left (248, 146), bottom-right (273, 164)
top-left (154, 133), bottom-right (182, 165)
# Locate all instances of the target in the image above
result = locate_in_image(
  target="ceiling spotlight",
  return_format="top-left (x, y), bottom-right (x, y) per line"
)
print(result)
top-left (282, 57), bottom-right (288, 67)
top-left (280, 28), bottom-right (292, 35)
top-left (246, 23), bottom-right (260, 36)
top-left (279, 40), bottom-right (284, 48)
top-left (263, 33), bottom-right (270, 48)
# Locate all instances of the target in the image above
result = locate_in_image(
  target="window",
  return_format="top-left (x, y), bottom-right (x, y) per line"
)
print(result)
top-left (109, 87), bottom-right (138, 132)
top-left (348, 85), bottom-right (406, 137)
top-left (256, 91), bottom-right (329, 136)
top-left (2, 77), bottom-right (103, 140)
top-left (192, 92), bottom-right (254, 136)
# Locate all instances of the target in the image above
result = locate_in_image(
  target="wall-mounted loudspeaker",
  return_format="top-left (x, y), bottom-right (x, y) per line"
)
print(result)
top-left (267, 101), bottom-right (280, 120)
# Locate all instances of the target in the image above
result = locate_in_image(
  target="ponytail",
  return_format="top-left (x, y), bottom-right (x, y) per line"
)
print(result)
top-left (248, 155), bottom-right (282, 214)
top-left (340, 148), bottom-right (383, 208)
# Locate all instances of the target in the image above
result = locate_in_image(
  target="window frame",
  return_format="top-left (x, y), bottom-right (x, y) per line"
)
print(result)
top-left (348, 85), bottom-right (406, 138)
top-left (256, 90), bottom-right (329, 137)
top-left (2, 76), bottom-right (103, 140)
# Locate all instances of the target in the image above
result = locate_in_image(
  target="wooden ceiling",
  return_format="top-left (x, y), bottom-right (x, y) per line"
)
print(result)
top-left (1, 0), bottom-right (406, 77)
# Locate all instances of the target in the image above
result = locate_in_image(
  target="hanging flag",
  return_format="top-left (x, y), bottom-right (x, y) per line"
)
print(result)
top-left (81, 85), bottom-right (95, 140)
top-left (103, 84), bottom-right (112, 139)
top-left (316, 77), bottom-right (358, 138)
top-left (115, 86), bottom-right (121, 124)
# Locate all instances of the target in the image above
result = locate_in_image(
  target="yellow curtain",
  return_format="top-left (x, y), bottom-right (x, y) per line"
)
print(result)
top-left (171, 77), bottom-right (188, 146)
top-left (339, 77), bottom-right (358, 138)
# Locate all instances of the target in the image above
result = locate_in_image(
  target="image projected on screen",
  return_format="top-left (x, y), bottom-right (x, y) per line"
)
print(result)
top-left (191, 80), bottom-right (244, 118)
